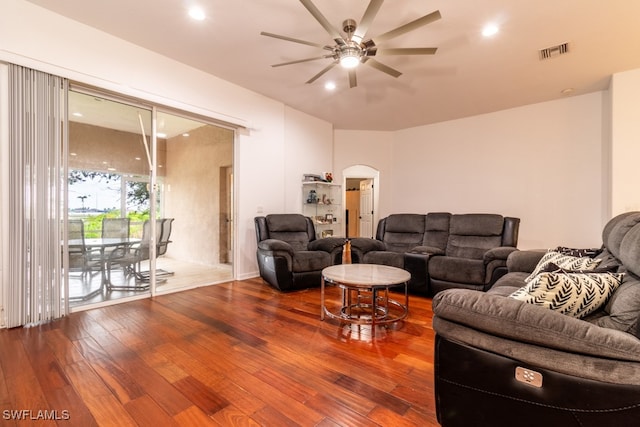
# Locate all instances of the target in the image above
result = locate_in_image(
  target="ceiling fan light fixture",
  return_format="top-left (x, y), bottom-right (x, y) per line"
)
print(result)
top-left (339, 47), bottom-right (361, 68)
top-left (188, 6), bottom-right (206, 21)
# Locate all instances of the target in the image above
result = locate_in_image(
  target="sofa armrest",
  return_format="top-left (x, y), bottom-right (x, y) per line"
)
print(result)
top-left (408, 245), bottom-right (445, 256)
top-left (483, 246), bottom-right (517, 264)
top-left (349, 237), bottom-right (386, 253)
top-left (432, 289), bottom-right (640, 362)
top-left (308, 237), bottom-right (345, 253)
top-left (257, 239), bottom-right (294, 254)
top-left (506, 249), bottom-right (546, 272)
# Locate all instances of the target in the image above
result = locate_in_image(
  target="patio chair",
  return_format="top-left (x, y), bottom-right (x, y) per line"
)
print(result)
top-left (134, 218), bottom-right (175, 282)
top-left (67, 219), bottom-right (102, 275)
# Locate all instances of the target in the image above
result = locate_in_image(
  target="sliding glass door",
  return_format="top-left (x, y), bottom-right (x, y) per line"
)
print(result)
top-left (64, 88), bottom-right (234, 309)
top-left (153, 111), bottom-right (234, 293)
top-left (66, 90), bottom-right (153, 305)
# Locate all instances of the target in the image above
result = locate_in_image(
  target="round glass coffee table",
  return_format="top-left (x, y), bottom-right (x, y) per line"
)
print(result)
top-left (321, 264), bottom-right (410, 327)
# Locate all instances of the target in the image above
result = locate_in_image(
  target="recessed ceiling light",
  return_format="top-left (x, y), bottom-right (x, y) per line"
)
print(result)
top-left (157, 132), bottom-right (167, 138)
top-left (72, 112), bottom-right (83, 117)
top-left (188, 6), bottom-right (206, 21)
top-left (482, 24), bottom-right (499, 37)
top-left (182, 133), bottom-right (190, 137)
top-left (561, 87), bottom-right (575, 95)
top-left (325, 81), bottom-right (336, 91)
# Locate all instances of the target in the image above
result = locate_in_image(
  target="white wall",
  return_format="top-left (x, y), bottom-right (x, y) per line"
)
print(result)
top-left (0, 0), bottom-right (332, 281)
top-left (283, 106), bottom-right (334, 214)
top-left (389, 93), bottom-right (607, 249)
top-left (610, 68), bottom-right (640, 215)
top-left (333, 130), bottom-right (394, 217)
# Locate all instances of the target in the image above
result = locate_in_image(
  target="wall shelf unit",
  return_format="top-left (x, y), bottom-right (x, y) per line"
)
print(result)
top-left (302, 181), bottom-right (342, 238)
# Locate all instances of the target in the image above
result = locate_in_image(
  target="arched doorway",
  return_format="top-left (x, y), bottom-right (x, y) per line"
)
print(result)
top-left (342, 165), bottom-right (380, 238)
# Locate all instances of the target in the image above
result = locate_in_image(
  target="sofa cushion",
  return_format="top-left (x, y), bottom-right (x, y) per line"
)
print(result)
top-left (433, 288), bottom-right (640, 362)
top-left (423, 212), bottom-right (451, 250)
top-left (362, 251), bottom-right (405, 268)
top-left (429, 257), bottom-right (486, 285)
top-left (605, 212), bottom-right (640, 259)
top-left (266, 214), bottom-right (311, 251)
top-left (596, 273), bottom-right (640, 338)
top-left (379, 214), bottom-right (427, 252)
top-left (384, 214), bottom-right (426, 233)
top-left (292, 250), bottom-right (332, 273)
top-left (510, 272), bottom-right (624, 319)
top-left (446, 214), bottom-right (505, 259)
top-left (525, 250), bottom-right (601, 282)
top-left (619, 220), bottom-right (640, 277)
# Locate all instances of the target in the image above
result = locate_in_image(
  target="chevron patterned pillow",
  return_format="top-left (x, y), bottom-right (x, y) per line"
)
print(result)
top-left (525, 250), bottom-right (601, 283)
top-left (510, 272), bottom-right (624, 318)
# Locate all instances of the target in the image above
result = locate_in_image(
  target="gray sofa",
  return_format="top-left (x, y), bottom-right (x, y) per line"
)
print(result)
top-left (350, 213), bottom-right (520, 295)
top-left (432, 211), bottom-right (640, 426)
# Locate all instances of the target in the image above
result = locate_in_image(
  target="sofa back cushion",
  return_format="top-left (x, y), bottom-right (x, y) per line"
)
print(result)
top-left (594, 214), bottom-right (640, 338)
top-left (380, 214), bottom-right (426, 253)
top-left (423, 212), bottom-right (451, 250)
top-left (446, 214), bottom-right (505, 259)
top-left (604, 212), bottom-right (640, 260)
top-left (265, 214), bottom-right (313, 251)
top-left (619, 221), bottom-right (640, 278)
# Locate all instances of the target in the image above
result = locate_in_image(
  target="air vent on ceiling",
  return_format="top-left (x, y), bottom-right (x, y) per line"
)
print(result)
top-left (539, 42), bottom-right (569, 60)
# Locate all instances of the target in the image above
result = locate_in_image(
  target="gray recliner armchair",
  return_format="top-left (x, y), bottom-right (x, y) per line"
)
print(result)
top-left (255, 214), bottom-right (344, 292)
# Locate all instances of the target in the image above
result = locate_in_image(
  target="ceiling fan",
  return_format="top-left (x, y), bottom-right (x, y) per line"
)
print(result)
top-left (261, 0), bottom-right (441, 88)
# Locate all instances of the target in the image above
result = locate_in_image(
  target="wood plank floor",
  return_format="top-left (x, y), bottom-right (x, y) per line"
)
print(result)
top-left (0, 278), bottom-right (439, 426)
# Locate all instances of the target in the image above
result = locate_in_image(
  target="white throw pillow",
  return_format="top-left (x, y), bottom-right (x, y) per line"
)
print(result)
top-left (510, 272), bottom-right (624, 318)
top-left (525, 250), bottom-right (601, 282)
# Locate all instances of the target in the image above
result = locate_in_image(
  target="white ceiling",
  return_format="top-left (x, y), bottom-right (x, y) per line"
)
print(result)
top-left (26, 0), bottom-right (640, 131)
top-left (69, 90), bottom-right (206, 138)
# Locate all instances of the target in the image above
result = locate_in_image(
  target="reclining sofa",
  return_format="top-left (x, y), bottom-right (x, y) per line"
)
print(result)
top-left (432, 211), bottom-right (640, 426)
top-left (350, 213), bottom-right (520, 295)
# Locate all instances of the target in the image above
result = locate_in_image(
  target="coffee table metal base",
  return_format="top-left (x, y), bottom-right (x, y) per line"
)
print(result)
top-left (321, 264), bottom-right (409, 328)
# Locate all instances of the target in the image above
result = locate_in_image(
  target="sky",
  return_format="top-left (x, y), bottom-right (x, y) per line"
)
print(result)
top-left (68, 175), bottom-right (122, 211)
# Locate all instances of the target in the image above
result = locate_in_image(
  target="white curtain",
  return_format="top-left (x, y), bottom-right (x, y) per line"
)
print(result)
top-left (7, 64), bottom-right (67, 327)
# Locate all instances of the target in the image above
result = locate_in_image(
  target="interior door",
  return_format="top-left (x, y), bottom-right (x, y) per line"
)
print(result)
top-left (220, 165), bottom-right (233, 263)
top-left (359, 179), bottom-right (374, 238)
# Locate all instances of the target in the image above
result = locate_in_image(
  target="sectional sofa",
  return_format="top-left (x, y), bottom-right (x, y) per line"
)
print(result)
top-left (432, 211), bottom-right (640, 425)
top-left (350, 213), bottom-right (520, 295)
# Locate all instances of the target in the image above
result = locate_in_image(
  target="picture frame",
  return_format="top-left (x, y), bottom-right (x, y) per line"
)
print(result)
top-left (321, 229), bottom-right (334, 238)
top-left (324, 213), bottom-right (334, 222)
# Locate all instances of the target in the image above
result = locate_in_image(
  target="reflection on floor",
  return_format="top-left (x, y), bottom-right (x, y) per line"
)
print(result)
top-left (68, 257), bottom-right (233, 309)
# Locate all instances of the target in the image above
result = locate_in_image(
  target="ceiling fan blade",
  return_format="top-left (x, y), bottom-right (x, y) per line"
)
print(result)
top-left (348, 69), bottom-right (358, 88)
top-left (376, 47), bottom-right (438, 55)
top-left (299, 0), bottom-right (346, 46)
top-left (362, 58), bottom-right (402, 78)
top-left (306, 61), bottom-right (338, 84)
top-left (374, 10), bottom-right (441, 43)
top-left (260, 32), bottom-right (327, 49)
top-left (272, 56), bottom-right (329, 67)
top-left (352, 0), bottom-right (384, 43)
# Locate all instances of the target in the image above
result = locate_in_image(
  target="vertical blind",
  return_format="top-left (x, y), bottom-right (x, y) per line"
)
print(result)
top-left (7, 64), bottom-right (67, 327)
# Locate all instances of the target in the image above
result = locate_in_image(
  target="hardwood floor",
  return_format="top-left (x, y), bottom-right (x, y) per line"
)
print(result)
top-left (0, 278), bottom-right (439, 426)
